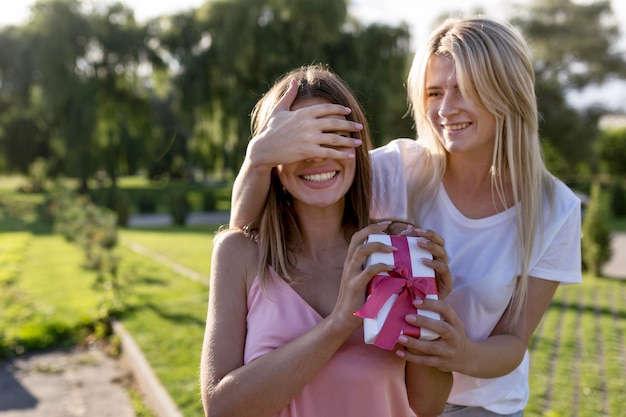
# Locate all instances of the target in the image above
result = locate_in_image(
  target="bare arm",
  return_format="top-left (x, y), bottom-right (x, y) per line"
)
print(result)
top-left (201, 223), bottom-right (394, 417)
top-left (405, 362), bottom-right (452, 417)
top-left (230, 79), bottom-right (363, 228)
top-left (396, 276), bottom-right (558, 378)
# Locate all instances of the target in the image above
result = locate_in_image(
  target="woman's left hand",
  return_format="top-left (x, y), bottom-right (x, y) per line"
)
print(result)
top-left (395, 298), bottom-right (473, 374)
top-left (401, 227), bottom-right (453, 300)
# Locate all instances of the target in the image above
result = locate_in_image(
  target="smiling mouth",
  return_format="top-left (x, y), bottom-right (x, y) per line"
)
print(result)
top-left (301, 171), bottom-right (338, 182)
top-left (443, 122), bottom-right (471, 131)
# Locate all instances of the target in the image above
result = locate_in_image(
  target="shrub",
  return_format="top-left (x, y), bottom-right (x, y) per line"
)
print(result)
top-left (581, 182), bottom-right (612, 276)
top-left (202, 189), bottom-right (216, 211)
top-left (169, 189), bottom-right (190, 226)
top-left (136, 191), bottom-right (158, 213)
top-left (609, 182), bottom-right (626, 218)
top-left (46, 184), bottom-right (123, 302)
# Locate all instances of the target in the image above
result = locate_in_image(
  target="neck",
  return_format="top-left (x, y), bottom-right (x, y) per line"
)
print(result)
top-left (294, 205), bottom-right (349, 261)
top-left (445, 155), bottom-right (493, 197)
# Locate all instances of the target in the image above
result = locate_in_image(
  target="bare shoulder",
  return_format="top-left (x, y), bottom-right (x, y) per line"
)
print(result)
top-left (211, 228), bottom-right (259, 281)
top-left (213, 228), bottom-right (256, 247)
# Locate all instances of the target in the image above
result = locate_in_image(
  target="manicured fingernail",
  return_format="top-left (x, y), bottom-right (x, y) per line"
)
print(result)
top-left (396, 350), bottom-right (406, 358)
top-left (405, 314), bottom-right (417, 323)
top-left (354, 123), bottom-right (363, 129)
top-left (398, 335), bottom-right (409, 343)
top-left (347, 153), bottom-right (355, 159)
top-left (344, 107), bottom-right (352, 113)
top-left (353, 139), bottom-right (362, 146)
top-left (377, 221), bottom-right (392, 226)
top-left (413, 298), bottom-right (424, 306)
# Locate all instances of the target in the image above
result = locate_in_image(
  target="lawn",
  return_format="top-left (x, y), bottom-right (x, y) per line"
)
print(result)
top-left (527, 273), bottom-right (626, 416)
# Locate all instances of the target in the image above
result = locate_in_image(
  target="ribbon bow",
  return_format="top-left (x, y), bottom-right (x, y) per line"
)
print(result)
top-left (355, 236), bottom-right (437, 350)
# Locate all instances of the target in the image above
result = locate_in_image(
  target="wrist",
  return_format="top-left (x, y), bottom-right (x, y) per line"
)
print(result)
top-left (245, 134), bottom-right (278, 172)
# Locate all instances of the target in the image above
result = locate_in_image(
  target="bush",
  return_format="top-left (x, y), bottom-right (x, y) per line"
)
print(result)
top-left (202, 189), bottom-right (216, 211)
top-left (169, 189), bottom-right (190, 226)
top-left (610, 182), bottom-right (626, 218)
top-left (581, 182), bottom-right (612, 275)
top-left (136, 191), bottom-right (159, 213)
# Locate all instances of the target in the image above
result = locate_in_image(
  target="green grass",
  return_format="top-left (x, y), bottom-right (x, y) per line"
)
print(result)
top-left (115, 247), bottom-right (209, 416)
top-left (0, 231), bottom-right (106, 356)
top-left (120, 225), bottom-right (222, 277)
top-left (527, 274), bottom-right (626, 417)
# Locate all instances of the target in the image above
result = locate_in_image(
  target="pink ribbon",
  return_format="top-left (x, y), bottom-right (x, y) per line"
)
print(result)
top-left (355, 236), bottom-right (437, 350)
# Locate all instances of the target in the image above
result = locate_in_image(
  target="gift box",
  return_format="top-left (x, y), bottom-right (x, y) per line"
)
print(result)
top-left (355, 234), bottom-right (440, 350)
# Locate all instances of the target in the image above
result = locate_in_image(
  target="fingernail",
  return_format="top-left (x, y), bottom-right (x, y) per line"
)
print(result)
top-left (398, 335), bottom-right (409, 343)
top-left (354, 123), bottom-right (363, 130)
top-left (405, 314), bottom-right (417, 323)
top-left (377, 221), bottom-right (392, 226)
top-left (344, 107), bottom-right (352, 113)
top-left (413, 298), bottom-right (424, 306)
top-left (396, 350), bottom-right (406, 358)
top-left (353, 139), bottom-right (362, 146)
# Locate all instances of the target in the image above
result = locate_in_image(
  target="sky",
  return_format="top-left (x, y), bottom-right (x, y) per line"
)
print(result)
top-left (2, 0), bottom-right (626, 110)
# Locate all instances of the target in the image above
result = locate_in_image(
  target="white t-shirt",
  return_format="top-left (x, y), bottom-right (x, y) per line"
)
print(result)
top-left (370, 138), bottom-right (583, 414)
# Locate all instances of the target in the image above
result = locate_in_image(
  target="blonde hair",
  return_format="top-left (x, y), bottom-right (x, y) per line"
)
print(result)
top-left (407, 17), bottom-right (556, 322)
top-left (250, 64), bottom-right (373, 286)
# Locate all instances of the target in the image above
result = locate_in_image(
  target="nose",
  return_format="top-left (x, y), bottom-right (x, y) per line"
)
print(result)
top-left (437, 91), bottom-right (459, 119)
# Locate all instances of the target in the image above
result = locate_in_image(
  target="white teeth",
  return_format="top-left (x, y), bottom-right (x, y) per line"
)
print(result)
top-left (444, 123), bottom-right (470, 131)
top-left (302, 171), bottom-right (337, 182)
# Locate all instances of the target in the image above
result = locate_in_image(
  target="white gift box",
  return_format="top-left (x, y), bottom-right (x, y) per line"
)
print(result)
top-left (360, 234), bottom-right (441, 348)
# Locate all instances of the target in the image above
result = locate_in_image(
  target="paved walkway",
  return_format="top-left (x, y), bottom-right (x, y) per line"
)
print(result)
top-left (0, 346), bottom-right (134, 417)
top-left (602, 231), bottom-right (626, 279)
top-left (126, 211), bottom-right (230, 228)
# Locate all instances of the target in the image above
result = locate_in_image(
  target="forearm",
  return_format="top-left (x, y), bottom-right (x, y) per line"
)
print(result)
top-left (229, 156), bottom-right (272, 229)
top-left (457, 278), bottom-right (559, 378)
top-left (203, 317), bottom-right (357, 417)
top-left (405, 362), bottom-right (452, 417)
top-left (456, 334), bottom-right (527, 378)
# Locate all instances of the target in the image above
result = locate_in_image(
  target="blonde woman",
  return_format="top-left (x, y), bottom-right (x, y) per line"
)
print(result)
top-left (229, 18), bottom-right (583, 416)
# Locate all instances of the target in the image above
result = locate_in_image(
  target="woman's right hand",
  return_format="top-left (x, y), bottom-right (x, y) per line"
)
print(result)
top-left (332, 222), bottom-right (395, 331)
top-left (247, 78), bottom-right (364, 170)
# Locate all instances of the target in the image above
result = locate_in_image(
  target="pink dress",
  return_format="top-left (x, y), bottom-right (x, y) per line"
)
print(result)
top-left (244, 269), bottom-right (413, 417)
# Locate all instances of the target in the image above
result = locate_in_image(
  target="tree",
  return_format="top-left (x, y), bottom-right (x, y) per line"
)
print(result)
top-left (512, 0), bottom-right (626, 183)
top-left (151, 0), bottom-right (412, 177)
top-left (581, 182), bottom-right (612, 276)
top-left (598, 127), bottom-right (626, 178)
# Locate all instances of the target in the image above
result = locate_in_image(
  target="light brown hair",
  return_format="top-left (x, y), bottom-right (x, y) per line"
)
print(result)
top-left (250, 64), bottom-right (373, 285)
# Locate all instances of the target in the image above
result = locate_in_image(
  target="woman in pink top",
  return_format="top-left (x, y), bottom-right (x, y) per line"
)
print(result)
top-left (200, 65), bottom-right (452, 417)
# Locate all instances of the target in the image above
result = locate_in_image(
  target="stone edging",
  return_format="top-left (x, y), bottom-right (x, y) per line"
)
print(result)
top-left (112, 320), bottom-right (184, 417)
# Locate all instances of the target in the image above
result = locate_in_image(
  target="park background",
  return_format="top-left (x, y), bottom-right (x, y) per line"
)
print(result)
top-left (1, 0), bottom-right (625, 416)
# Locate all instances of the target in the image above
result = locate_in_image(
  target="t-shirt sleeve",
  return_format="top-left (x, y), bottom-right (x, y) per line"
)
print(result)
top-left (529, 184), bottom-right (583, 285)
top-left (370, 139), bottom-right (415, 221)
